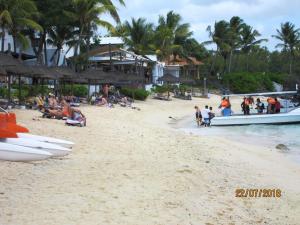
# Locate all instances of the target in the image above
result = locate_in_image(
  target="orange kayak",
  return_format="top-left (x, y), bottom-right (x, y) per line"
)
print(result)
top-left (0, 128), bottom-right (18, 138)
top-left (0, 113), bottom-right (29, 133)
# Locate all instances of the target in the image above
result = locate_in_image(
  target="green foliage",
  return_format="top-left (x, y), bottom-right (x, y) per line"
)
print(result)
top-left (151, 85), bottom-right (171, 94)
top-left (0, 87), bottom-right (8, 98)
top-left (120, 87), bottom-right (149, 101)
top-left (223, 72), bottom-right (275, 93)
top-left (61, 84), bottom-right (87, 97)
top-left (267, 73), bottom-right (285, 84)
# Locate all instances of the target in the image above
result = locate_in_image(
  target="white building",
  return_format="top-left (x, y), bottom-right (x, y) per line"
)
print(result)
top-left (0, 31), bottom-right (74, 66)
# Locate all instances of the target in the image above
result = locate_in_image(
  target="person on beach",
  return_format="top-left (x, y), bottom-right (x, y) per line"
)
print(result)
top-left (275, 98), bottom-right (281, 113)
top-left (96, 96), bottom-right (108, 107)
top-left (241, 97), bottom-right (250, 115)
top-left (208, 106), bottom-right (215, 126)
top-left (48, 93), bottom-right (58, 109)
top-left (255, 98), bottom-right (265, 114)
top-left (267, 97), bottom-right (276, 113)
top-left (46, 100), bottom-right (85, 120)
top-left (201, 105), bottom-right (210, 127)
top-left (219, 97), bottom-right (231, 116)
top-left (194, 106), bottom-right (202, 127)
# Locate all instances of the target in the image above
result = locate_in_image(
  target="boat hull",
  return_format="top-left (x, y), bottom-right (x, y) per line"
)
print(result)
top-left (16, 133), bottom-right (74, 148)
top-left (211, 108), bottom-right (300, 126)
top-left (0, 142), bottom-right (52, 162)
top-left (0, 138), bottom-right (71, 157)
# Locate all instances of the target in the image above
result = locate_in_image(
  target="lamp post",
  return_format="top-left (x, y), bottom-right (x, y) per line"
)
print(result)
top-left (203, 77), bottom-right (207, 98)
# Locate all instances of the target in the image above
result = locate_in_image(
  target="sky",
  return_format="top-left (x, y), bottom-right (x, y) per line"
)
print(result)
top-left (102, 0), bottom-right (300, 51)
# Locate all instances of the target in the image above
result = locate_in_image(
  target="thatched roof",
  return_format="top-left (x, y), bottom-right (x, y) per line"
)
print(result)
top-left (179, 77), bottom-right (196, 85)
top-left (158, 73), bottom-right (179, 83)
top-left (0, 53), bottom-right (21, 66)
top-left (0, 67), bottom-right (7, 76)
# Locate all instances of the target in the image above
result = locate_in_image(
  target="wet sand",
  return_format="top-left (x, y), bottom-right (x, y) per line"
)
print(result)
top-left (0, 96), bottom-right (300, 225)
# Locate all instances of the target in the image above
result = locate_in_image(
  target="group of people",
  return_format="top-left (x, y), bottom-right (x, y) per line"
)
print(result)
top-left (39, 93), bottom-right (86, 126)
top-left (194, 105), bottom-right (215, 127)
top-left (241, 96), bottom-right (281, 115)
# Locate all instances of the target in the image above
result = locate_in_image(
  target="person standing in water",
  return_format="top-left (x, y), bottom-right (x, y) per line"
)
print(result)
top-left (194, 106), bottom-right (202, 127)
top-left (255, 98), bottom-right (265, 114)
top-left (201, 105), bottom-right (210, 127)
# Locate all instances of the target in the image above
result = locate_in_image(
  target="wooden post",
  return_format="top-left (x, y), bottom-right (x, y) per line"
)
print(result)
top-left (109, 43), bottom-right (113, 71)
top-left (203, 77), bottom-right (207, 97)
top-left (18, 75), bottom-right (21, 105)
top-left (87, 80), bottom-right (90, 99)
top-left (7, 75), bottom-right (11, 104)
top-left (41, 78), bottom-right (45, 97)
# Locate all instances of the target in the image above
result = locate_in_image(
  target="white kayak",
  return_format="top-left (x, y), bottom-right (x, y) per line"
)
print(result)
top-left (0, 138), bottom-right (72, 157)
top-left (0, 142), bottom-right (52, 162)
top-left (16, 133), bottom-right (74, 148)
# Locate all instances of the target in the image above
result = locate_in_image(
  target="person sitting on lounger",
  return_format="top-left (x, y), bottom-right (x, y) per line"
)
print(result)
top-left (96, 96), bottom-right (108, 107)
top-left (45, 100), bottom-right (85, 119)
top-left (48, 93), bottom-right (59, 109)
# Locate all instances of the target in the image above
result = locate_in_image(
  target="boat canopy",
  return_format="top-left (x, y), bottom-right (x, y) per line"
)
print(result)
top-left (223, 91), bottom-right (298, 97)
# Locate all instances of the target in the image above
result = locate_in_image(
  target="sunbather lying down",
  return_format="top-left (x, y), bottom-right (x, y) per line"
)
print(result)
top-left (42, 100), bottom-right (85, 120)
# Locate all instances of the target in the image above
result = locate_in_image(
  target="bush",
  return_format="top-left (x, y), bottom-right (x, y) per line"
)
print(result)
top-left (120, 87), bottom-right (149, 101)
top-left (267, 73), bottom-right (286, 84)
top-left (62, 84), bottom-right (88, 97)
top-left (223, 72), bottom-right (274, 93)
top-left (0, 87), bottom-right (7, 98)
top-left (151, 85), bottom-right (170, 94)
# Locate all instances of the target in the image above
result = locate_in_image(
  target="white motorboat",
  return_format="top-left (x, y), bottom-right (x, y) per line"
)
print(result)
top-left (211, 91), bottom-right (300, 126)
top-left (0, 138), bottom-right (72, 157)
top-left (0, 142), bottom-right (52, 162)
top-left (16, 133), bottom-right (74, 148)
top-left (211, 107), bottom-right (300, 126)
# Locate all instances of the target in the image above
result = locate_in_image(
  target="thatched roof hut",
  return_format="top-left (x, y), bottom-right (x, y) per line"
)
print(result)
top-left (157, 73), bottom-right (179, 83)
top-left (179, 77), bottom-right (196, 85)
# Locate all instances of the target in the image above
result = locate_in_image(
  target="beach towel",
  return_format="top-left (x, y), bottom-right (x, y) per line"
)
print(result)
top-left (65, 112), bottom-right (86, 127)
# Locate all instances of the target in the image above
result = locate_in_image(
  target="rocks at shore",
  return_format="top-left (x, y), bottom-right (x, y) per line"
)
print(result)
top-left (276, 144), bottom-right (290, 152)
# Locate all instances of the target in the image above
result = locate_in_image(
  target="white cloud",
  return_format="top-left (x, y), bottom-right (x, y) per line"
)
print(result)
top-left (105, 0), bottom-right (300, 49)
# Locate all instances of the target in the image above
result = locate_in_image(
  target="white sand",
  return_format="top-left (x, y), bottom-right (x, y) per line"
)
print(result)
top-left (0, 96), bottom-right (299, 225)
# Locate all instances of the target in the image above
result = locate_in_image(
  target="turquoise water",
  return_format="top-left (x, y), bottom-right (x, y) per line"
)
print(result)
top-left (180, 119), bottom-right (300, 163)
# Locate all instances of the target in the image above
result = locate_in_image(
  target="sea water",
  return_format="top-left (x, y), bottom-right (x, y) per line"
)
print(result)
top-left (180, 119), bottom-right (300, 163)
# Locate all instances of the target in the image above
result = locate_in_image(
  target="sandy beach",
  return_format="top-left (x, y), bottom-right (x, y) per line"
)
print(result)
top-left (0, 96), bottom-right (300, 225)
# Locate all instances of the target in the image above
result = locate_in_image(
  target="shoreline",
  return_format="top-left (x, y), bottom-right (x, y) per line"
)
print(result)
top-left (0, 97), bottom-right (300, 225)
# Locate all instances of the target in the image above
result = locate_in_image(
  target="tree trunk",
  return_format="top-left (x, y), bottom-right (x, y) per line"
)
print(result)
top-left (289, 52), bottom-right (293, 75)
top-left (228, 50), bottom-right (233, 73)
top-left (1, 26), bottom-right (5, 52)
top-left (56, 48), bottom-right (61, 66)
top-left (74, 27), bottom-right (84, 56)
top-left (12, 35), bottom-right (17, 53)
top-left (210, 49), bottom-right (218, 76)
top-left (50, 48), bottom-right (59, 64)
top-left (246, 53), bottom-right (249, 72)
top-left (36, 32), bottom-right (46, 65)
top-left (44, 37), bottom-right (48, 66)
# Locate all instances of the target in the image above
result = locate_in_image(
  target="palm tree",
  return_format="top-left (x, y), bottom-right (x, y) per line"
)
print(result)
top-left (69, 0), bottom-right (125, 57)
top-left (272, 22), bottom-right (300, 74)
top-left (47, 25), bottom-right (76, 65)
top-left (155, 11), bottom-right (193, 61)
top-left (114, 18), bottom-right (154, 55)
top-left (205, 20), bottom-right (231, 74)
top-left (227, 16), bottom-right (244, 73)
top-left (0, 0), bottom-right (42, 54)
top-left (240, 24), bottom-right (268, 71)
top-left (0, 1), bottom-right (12, 52)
